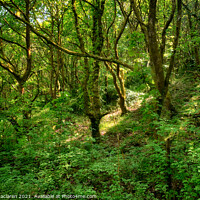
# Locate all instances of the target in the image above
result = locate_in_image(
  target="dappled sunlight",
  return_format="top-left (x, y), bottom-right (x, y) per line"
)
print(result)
top-left (1, 0), bottom-right (199, 198)
top-left (100, 91), bottom-right (144, 136)
top-left (100, 109), bottom-right (122, 135)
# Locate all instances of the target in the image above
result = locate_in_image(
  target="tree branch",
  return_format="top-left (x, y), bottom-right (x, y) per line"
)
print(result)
top-left (164, 0), bottom-right (182, 95)
top-left (0, 2), bottom-right (134, 70)
top-left (114, 7), bottom-right (132, 59)
top-left (130, 0), bottom-right (147, 28)
top-left (182, 1), bottom-right (200, 21)
top-left (107, 0), bottom-right (116, 35)
top-left (3, 18), bottom-right (26, 38)
top-left (0, 61), bottom-right (21, 82)
top-left (72, 0), bottom-right (86, 53)
top-left (10, 0), bottom-right (27, 20)
top-left (0, 36), bottom-right (27, 51)
top-left (160, 0), bottom-right (176, 61)
top-left (82, 0), bottom-right (96, 9)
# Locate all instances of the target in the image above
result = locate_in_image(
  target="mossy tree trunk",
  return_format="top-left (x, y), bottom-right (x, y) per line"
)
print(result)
top-left (0, 0), bottom-right (33, 136)
top-left (89, 0), bottom-right (105, 142)
top-left (72, 0), bottom-right (105, 142)
top-left (147, 0), bottom-right (165, 115)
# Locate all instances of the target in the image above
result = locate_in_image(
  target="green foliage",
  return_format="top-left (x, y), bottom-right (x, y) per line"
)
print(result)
top-left (125, 65), bottom-right (153, 92)
top-left (0, 0), bottom-right (200, 199)
top-left (1, 98), bottom-right (200, 199)
top-left (129, 31), bottom-right (145, 49)
top-left (101, 84), bottom-right (118, 106)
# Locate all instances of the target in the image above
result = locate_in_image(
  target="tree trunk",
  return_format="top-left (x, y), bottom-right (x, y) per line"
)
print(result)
top-left (72, 0), bottom-right (105, 142)
top-left (90, 116), bottom-right (101, 143)
top-left (119, 95), bottom-right (127, 115)
top-left (104, 62), bottom-right (127, 115)
top-left (148, 0), bottom-right (165, 96)
top-left (131, 0), bottom-right (181, 116)
top-left (88, 0), bottom-right (105, 142)
top-left (90, 60), bottom-right (102, 142)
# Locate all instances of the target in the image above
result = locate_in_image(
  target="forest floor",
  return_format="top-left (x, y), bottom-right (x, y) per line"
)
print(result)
top-left (1, 69), bottom-right (199, 199)
top-left (62, 69), bottom-right (200, 147)
top-left (62, 98), bottom-right (144, 147)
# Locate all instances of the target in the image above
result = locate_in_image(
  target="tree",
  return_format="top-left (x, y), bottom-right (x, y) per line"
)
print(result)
top-left (130, 0), bottom-right (182, 116)
top-left (71, 0), bottom-right (106, 142)
top-left (0, 0), bottom-right (39, 138)
top-left (103, 0), bottom-right (133, 115)
top-left (180, 0), bottom-right (200, 68)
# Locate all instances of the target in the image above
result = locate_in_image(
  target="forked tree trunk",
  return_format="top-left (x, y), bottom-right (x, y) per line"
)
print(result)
top-left (131, 0), bottom-right (181, 116)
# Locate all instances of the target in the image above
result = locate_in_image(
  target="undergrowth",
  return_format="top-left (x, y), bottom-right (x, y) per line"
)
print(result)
top-left (0, 71), bottom-right (200, 199)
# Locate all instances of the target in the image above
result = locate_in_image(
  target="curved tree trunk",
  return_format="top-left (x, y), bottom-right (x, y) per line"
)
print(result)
top-left (104, 62), bottom-right (128, 115)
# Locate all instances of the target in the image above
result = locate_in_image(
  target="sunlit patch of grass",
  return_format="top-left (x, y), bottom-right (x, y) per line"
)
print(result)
top-left (100, 90), bottom-right (144, 135)
top-left (100, 109), bottom-right (122, 135)
top-left (108, 114), bottom-right (136, 135)
top-left (100, 91), bottom-right (144, 137)
top-left (100, 107), bottom-right (142, 139)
